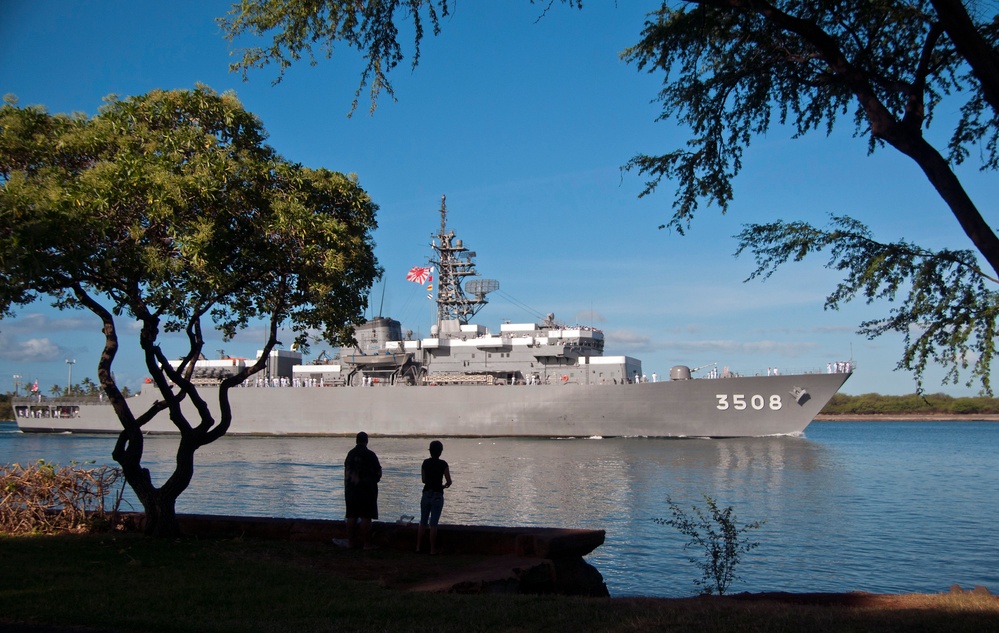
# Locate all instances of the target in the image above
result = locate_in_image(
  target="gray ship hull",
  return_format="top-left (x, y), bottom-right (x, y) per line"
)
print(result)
top-left (14, 370), bottom-right (849, 438)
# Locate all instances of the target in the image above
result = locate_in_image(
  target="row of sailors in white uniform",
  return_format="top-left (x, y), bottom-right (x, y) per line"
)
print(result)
top-left (241, 376), bottom-right (376, 387)
top-left (237, 364), bottom-right (855, 388)
top-left (241, 377), bottom-right (317, 388)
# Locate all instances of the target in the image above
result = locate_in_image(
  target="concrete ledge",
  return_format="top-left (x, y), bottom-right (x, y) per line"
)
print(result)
top-left (125, 513), bottom-right (608, 596)
top-left (166, 513), bottom-right (605, 560)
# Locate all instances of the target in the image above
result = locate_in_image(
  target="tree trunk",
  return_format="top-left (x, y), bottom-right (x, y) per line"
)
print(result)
top-left (113, 429), bottom-right (198, 538)
top-left (876, 120), bottom-right (999, 278)
top-left (932, 0), bottom-right (999, 115)
top-left (139, 491), bottom-right (182, 538)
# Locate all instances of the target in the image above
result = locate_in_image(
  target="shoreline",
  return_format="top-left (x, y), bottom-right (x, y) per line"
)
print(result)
top-left (6, 415), bottom-right (999, 428)
top-left (813, 413), bottom-right (999, 422)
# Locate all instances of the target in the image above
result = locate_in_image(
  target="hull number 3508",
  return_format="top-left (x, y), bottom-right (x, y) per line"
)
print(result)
top-left (716, 394), bottom-right (783, 411)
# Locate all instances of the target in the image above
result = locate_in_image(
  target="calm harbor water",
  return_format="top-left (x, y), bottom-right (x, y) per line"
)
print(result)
top-left (2, 420), bottom-right (997, 597)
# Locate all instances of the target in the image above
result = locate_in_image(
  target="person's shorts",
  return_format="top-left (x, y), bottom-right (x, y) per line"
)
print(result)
top-left (345, 484), bottom-right (378, 519)
top-left (420, 490), bottom-right (445, 527)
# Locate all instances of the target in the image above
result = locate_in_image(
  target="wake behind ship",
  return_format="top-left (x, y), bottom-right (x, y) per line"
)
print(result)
top-left (14, 197), bottom-right (852, 437)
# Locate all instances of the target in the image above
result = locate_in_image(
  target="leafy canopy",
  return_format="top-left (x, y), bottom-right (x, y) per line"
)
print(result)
top-left (737, 215), bottom-right (999, 393)
top-left (624, 1), bottom-right (995, 229)
top-left (221, 0), bottom-right (582, 115)
top-left (0, 86), bottom-right (379, 354)
top-left (622, 1), bottom-right (999, 393)
top-left (0, 86), bottom-right (380, 535)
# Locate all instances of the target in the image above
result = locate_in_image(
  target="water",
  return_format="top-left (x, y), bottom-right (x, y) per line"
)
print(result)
top-left (2, 420), bottom-right (997, 597)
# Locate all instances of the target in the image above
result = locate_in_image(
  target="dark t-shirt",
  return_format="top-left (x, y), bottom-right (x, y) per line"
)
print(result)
top-left (422, 457), bottom-right (448, 493)
top-left (345, 444), bottom-right (381, 489)
top-left (344, 444), bottom-right (381, 518)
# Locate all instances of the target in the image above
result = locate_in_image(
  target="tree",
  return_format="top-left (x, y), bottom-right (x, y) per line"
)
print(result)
top-left (220, 1), bottom-right (999, 393)
top-left (0, 393), bottom-right (11, 420)
top-left (80, 377), bottom-right (97, 396)
top-left (624, 1), bottom-right (999, 393)
top-left (0, 86), bottom-right (380, 536)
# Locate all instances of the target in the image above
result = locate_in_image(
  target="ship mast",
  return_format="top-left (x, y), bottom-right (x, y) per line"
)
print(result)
top-left (430, 195), bottom-right (497, 327)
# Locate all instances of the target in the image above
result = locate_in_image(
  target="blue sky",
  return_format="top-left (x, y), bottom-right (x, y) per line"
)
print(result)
top-left (2, 1), bottom-right (997, 396)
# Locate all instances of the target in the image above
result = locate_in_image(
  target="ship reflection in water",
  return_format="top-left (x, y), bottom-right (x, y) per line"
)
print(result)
top-left (6, 421), bottom-right (996, 597)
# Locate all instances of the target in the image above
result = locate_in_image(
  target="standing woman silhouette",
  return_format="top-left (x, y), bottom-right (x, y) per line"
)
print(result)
top-left (417, 440), bottom-right (452, 554)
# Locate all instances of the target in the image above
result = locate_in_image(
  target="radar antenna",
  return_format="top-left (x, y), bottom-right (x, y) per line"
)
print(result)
top-left (430, 195), bottom-right (499, 325)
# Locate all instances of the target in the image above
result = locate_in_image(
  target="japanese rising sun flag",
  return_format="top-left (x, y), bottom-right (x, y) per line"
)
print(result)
top-left (406, 266), bottom-right (433, 285)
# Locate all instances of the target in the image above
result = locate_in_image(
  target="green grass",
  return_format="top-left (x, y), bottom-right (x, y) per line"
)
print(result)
top-left (2, 533), bottom-right (997, 632)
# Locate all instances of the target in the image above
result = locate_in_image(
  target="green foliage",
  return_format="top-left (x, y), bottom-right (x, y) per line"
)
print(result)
top-left (737, 215), bottom-right (999, 394)
top-left (220, 0), bottom-right (582, 115)
top-left (0, 86), bottom-right (380, 535)
top-left (622, 2), bottom-right (999, 232)
top-left (0, 84), bottom-right (380, 382)
top-left (821, 391), bottom-right (999, 415)
top-left (41, 378), bottom-right (106, 397)
top-left (654, 494), bottom-right (764, 596)
top-left (623, 1), bottom-right (999, 393)
top-left (1, 86), bottom-right (380, 354)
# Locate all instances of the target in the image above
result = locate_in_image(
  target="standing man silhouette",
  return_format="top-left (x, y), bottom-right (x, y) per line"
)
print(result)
top-left (344, 431), bottom-right (382, 550)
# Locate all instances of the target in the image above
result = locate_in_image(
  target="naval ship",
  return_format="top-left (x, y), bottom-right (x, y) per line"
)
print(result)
top-left (13, 197), bottom-right (852, 437)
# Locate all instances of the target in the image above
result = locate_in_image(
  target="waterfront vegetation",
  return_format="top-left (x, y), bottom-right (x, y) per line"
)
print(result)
top-left (1, 532), bottom-right (997, 633)
top-left (0, 460), bottom-right (122, 534)
top-left (655, 495), bottom-right (764, 596)
top-left (819, 392), bottom-right (999, 416)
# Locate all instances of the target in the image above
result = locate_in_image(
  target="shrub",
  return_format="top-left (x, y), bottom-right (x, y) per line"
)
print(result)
top-left (1, 460), bottom-right (124, 534)
top-left (654, 494), bottom-right (764, 595)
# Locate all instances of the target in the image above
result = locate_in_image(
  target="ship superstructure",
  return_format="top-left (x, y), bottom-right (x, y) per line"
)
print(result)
top-left (293, 196), bottom-right (639, 389)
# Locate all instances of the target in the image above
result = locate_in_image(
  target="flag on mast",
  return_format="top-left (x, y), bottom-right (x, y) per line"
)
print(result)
top-left (406, 266), bottom-right (433, 285)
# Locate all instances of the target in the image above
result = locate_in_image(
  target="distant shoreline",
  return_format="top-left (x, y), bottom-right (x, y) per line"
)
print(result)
top-left (814, 413), bottom-right (999, 422)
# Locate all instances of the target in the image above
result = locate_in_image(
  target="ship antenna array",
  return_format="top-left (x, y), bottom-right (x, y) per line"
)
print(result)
top-left (431, 195), bottom-right (498, 326)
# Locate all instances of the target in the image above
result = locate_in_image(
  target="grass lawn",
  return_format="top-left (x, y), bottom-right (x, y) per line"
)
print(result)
top-left (2, 532), bottom-right (997, 632)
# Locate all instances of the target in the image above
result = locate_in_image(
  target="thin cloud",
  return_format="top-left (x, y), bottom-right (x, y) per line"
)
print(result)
top-left (1, 312), bottom-right (96, 334)
top-left (658, 339), bottom-right (818, 358)
top-left (605, 329), bottom-right (652, 352)
top-left (575, 309), bottom-right (607, 324)
top-left (0, 333), bottom-right (66, 362)
top-left (812, 324), bottom-right (859, 334)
